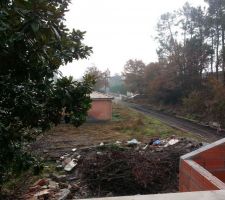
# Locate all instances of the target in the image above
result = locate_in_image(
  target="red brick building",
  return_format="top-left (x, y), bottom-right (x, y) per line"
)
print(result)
top-left (88, 92), bottom-right (114, 121)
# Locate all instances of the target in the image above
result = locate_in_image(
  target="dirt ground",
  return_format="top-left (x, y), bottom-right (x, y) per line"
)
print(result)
top-left (32, 122), bottom-right (131, 159)
top-left (33, 103), bottom-right (202, 160)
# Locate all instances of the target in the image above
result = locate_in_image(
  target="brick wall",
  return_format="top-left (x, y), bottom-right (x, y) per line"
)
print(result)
top-left (179, 138), bottom-right (225, 192)
top-left (88, 100), bottom-right (112, 121)
top-left (193, 143), bottom-right (225, 182)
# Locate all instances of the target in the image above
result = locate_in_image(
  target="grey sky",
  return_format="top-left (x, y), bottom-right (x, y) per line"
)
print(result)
top-left (60, 0), bottom-right (206, 78)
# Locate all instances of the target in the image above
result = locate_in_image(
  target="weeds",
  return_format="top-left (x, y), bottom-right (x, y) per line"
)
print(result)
top-left (112, 104), bottom-right (201, 141)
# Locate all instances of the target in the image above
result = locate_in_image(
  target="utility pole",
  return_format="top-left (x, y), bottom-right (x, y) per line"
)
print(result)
top-left (104, 68), bottom-right (110, 93)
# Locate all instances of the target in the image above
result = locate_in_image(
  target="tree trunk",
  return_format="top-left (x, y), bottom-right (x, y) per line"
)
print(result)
top-left (216, 23), bottom-right (220, 80)
top-left (211, 33), bottom-right (214, 73)
top-left (222, 28), bottom-right (225, 85)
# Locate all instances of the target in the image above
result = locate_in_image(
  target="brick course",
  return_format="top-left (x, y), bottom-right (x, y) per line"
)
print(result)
top-left (179, 138), bottom-right (225, 192)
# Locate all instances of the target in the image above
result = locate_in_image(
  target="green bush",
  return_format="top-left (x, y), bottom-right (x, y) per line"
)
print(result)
top-left (183, 91), bottom-right (206, 115)
top-left (0, 0), bottom-right (93, 185)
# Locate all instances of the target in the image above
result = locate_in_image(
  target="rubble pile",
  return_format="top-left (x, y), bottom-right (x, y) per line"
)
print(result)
top-left (23, 150), bottom-right (82, 200)
top-left (23, 137), bottom-right (203, 199)
top-left (23, 177), bottom-right (73, 200)
top-left (78, 138), bottom-right (202, 197)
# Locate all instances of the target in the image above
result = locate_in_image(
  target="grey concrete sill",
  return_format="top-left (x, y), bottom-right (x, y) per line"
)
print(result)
top-left (78, 190), bottom-right (225, 200)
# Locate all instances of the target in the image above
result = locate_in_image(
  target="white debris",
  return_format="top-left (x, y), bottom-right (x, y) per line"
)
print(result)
top-left (100, 142), bottom-right (104, 146)
top-left (48, 180), bottom-right (59, 190)
top-left (72, 148), bottom-right (77, 152)
top-left (115, 141), bottom-right (122, 144)
top-left (164, 139), bottom-right (179, 147)
top-left (56, 188), bottom-right (71, 200)
top-left (142, 144), bottom-right (148, 150)
top-left (64, 159), bottom-right (77, 172)
top-left (127, 139), bottom-right (141, 145)
top-left (56, 165), bottom-right (63, 170)
top-left (34, 189), bottom-right (50, 198)
top-left (209, 121), bottom-right (220, 128)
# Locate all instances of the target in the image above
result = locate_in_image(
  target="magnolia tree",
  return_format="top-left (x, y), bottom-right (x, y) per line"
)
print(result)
top-left (0, 0), bottom-right (94, 184)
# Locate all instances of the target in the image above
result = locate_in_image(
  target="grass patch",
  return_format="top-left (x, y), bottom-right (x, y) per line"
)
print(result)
top-left (112, 104), bottom-right (203, 141)
top-left (97, 143), bottom-right (127, 152)
top-left (112, 112), bottom-right (122, 122)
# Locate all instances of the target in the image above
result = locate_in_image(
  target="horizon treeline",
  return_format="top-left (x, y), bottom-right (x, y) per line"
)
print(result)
top-left (123, 0), bottom-right (225, 126)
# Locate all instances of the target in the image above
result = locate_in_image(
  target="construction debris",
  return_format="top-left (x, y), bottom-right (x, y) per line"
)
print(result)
top-left (34, 189), bottom-right (50, 199)
top-left (55, 188), bottom-right (71, 200)
top-left (23, 137), bottom-right (202, 199)
top-left (51, 174), bottom-right (67, 182)
top-left (127, 138), bottom-right (140, 145)
top-left (33, 179), bottom-right (49, 187)
top-left (153, 139), bottom-right (161, 145)
top-left (78, 137), bottom-right (202, 197)
top-left (64, 159), bottom-right (77, 172)
top-left (48, 180), bottom-right (59, 190)
top-left (142, 144), bottom-right (148, 150)
top-left (149, 138), bottom-right (158, 145)
top-left (164, 138), bottom-right (179, 147)
top-left (29, 185), bottom-right (41, 193)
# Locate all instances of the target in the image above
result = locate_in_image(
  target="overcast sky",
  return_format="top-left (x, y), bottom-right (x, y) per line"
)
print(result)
top-left (59, 0), bottom-right (206, 78)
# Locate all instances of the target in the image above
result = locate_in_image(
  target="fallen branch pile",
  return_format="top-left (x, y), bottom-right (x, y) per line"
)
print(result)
top-left (78, 139), bottom-right (201, 197)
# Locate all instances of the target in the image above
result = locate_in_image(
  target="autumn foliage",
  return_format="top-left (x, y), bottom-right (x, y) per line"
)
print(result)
top-left (123, 1), bottom-right (225, 127)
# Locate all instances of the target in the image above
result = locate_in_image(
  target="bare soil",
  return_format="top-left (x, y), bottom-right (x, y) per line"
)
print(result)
top-left (32, 122), bottom-right (131, 159)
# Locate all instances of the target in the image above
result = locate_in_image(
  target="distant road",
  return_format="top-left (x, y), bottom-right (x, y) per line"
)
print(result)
top-left (123, 102), bottom-right (224, 142)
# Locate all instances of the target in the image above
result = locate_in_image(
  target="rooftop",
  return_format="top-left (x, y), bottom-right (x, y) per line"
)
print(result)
top-left (90, 91), bottom-right (114, 100)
